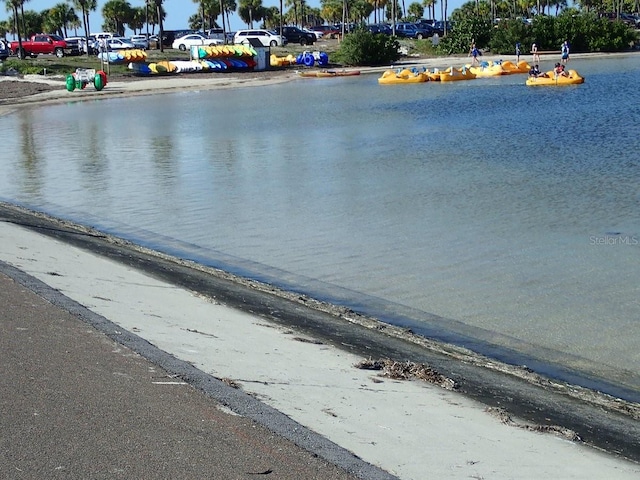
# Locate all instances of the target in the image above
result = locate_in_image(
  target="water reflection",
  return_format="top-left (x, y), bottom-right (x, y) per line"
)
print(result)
top-left (17, 110), bottom-right (43, 198)
top-left (0, 56), bottom-right (639, 400)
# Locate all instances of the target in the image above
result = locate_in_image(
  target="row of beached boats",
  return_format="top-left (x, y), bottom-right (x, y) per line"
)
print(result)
top-left (378, 60), bottom-right (584, 86)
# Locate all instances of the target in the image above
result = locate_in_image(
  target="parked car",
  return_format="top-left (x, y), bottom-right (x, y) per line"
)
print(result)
top-left (272, 26), bottom-right (316, 45)
top-left (394, 22), bottom-right (434, 39)
top-left (148, 34), bottom-right (160, 48)
top-left (105, 37), bottom-right (135, 50)
top-left (366, 23), bottom-right (392, 35)
top-left (310, 25), bottom-right (341, 38)
top-left (172, 33), bottom-right (223, 51)
top-left (233, 29), bottom-right (285, 47)
top-left (0, 39), bottom-right (9, 60)
top-left (619, 13), bottom-right (640, 27)
top-left (91, 32), bottom-right (115, 41)
top-left (129, 34), bottom-right (149, 49)
top-left (303, 27), bottom-right (323, 40)
top-left (160, 30), bottom-right (197, 47)
top-left (432, 20), bottom-right (453, 36)
top-left (63, 36), bottom-right (85, 55)
top-left (10, 34), bottom-right (68, 58)
top-left (416, 19), bottom-right (435, 26)
top-left (206, 28), bottom-right (235, 43)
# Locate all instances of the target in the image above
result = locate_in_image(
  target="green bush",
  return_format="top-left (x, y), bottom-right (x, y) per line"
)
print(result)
top-left (334, 29), bottom-right (401, 66)
top-left (489, 19), bottom-right (533, 56)
top-left (442, 11), bottom-right (636, 56)
top-left (436, 15), bottom-right (492, 55)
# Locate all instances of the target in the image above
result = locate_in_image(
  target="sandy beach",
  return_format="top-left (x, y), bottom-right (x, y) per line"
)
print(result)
top-left (2, 50), bottom-right (634, 115)
top-left (0, 209), bottom-right (639, 480)
top-left (1, 55), bottom-right (639, 478)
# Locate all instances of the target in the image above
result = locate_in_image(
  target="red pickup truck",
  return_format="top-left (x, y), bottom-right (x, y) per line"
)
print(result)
top-left (10, 34), bottom-right (68, 59)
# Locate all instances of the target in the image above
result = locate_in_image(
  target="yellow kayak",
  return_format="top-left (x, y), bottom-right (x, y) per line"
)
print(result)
top-left (298, 70), bottom-right (361, 78)
top-left (526, 70), bottom-right (584, 86)
top-left (378, 69), bottom-right (428, 84)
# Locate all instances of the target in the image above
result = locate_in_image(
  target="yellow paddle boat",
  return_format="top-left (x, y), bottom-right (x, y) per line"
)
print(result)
top-left (439, 67), bottom-right (476, 82)
top-left (468, 63), bottom-right (506, 77)
top-left (428, 66), bottom-right (463, 81)
top-left (501, 60), bottom-right (531, 74)
top-left (526, 70), bottom-right (584, 86)
top-left (378, 68), bottom-right (428, 85)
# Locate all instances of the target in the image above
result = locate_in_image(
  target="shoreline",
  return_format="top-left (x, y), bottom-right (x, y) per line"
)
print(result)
top-left (2, 53), bottom-right (640, 476)
top-left (2, 49), bottom-right (639, 406)
top-left (1, 50), bottom-right (637, 116)
top-left (1, 202), bottom-right (639, 473)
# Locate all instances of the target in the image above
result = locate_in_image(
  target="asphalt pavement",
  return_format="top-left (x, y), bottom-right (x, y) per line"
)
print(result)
top-left (0, 267), bottom-right (390, 480)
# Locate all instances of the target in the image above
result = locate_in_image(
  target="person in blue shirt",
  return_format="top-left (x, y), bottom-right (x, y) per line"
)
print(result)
top-left (469, 42), bottom-right (480, 65)
top-left (515, 42), bottom-right (521, 63)
top-left (528, 64), bottom-right (546, 78)
top-left (561, 41), bottom-right (570, 64)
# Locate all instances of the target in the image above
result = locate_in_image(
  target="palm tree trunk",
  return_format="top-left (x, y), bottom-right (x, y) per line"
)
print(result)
top-left (14, 5), bottom-right (24, 58)
top-left (156, 1), bottom-right (164, 53)
top-left (20, 4), bottom-right (27, 39)
top-left (220, 0), bottom-right (226, 42)
top-left (443, 0), bottom-right (447, 33)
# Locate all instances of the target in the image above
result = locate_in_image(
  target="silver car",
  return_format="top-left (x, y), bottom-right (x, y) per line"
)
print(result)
top-left (106, 37), bottom-right (136, 50)
top-left (129, 35), bottom-right (149, 50)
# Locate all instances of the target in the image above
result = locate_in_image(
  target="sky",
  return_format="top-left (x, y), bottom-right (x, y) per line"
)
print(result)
top-left (1, 0), bottom-right (466, 35)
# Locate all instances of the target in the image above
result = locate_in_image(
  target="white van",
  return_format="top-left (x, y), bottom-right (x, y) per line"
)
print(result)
top-left (233, 29), bottom-right (286, 47)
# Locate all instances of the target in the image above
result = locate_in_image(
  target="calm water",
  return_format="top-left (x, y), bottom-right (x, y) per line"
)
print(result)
top-left (1, 55), bottom-right (639, 401)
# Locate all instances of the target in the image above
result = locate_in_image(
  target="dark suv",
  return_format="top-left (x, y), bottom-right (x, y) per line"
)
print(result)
top-left (273, 26), bottom-right (316, 45)
top-left (394, 22), bottom-right (434, 39)
top-left (432, 21), bottom-right (453, 36)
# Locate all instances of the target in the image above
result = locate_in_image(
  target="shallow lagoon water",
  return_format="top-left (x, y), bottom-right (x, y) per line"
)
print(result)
top-left (1, 55), bottom-right (639, 400)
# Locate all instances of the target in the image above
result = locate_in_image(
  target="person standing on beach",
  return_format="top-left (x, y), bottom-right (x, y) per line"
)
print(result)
top-left (515, 42), bottom-right (521, 62)
top-left (561, 40), bottom-right (570, 64)
top-left (531, 42), bottom-right (540, 64)
top-left (469, 42), bottom-right (480, 66)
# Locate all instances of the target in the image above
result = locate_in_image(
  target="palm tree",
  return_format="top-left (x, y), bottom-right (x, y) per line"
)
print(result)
top-left (222, 0), bottom-right (236, 37)
top-left (238, 0), bottom-right (263, 27)
top-left (71, 0), bottom-right (96, 56)
top-left (422, 0), bottom-right (435, 19)
top-left (144, 0), bottom-right (165, 35)
top-left (46, 2), bottom-right (77, 37)
top-left (320, 0), bottom-right (342, 24)
top-left (5, 0), bottom-right (23, 56)
top-left (284, 0), bottom-right (297, 24)
top-left (192, 0), bottom-right (221, 31)
top-left (102, 0), bottom-right (131, 36)
top-left (6, 0), bottom-right (29, 42)
top-left (442, 0), bottom-right (447, 33)
top-left (0, 18), bottom-right (12, 38)
top-left (154, 0), bottom-right (164, 52)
